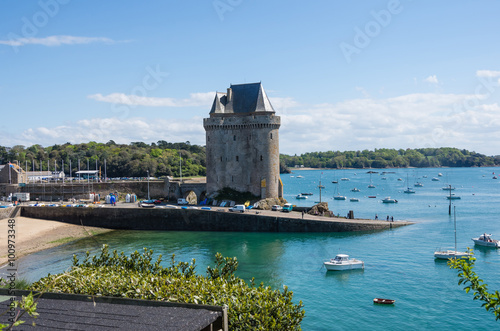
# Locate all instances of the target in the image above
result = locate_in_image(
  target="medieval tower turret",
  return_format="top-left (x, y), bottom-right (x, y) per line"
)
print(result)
top-left (203, 82), bottom-right (282, 199)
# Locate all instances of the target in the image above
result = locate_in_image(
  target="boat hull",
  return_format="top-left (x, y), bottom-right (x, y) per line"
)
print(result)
top-left (434, 250), bottom-right (471, 259)
top-left (373, 298), bottom-right (395, 305)
top-left (472, 239), bottom-right (500, 248)
top-left (324, 261), bottom-right (364, 271)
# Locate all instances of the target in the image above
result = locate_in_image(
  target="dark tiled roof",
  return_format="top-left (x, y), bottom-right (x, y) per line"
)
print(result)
top-left (0, 290), bottom-right (224, 331)
top-left (210, 82), bottom-right (274, 114)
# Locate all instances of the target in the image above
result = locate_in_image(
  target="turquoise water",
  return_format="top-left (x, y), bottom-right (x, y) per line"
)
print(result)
top-left (8, 167), bottom-right (500, 330)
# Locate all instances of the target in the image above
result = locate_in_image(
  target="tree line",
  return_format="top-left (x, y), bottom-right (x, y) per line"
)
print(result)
top-left (280, 147), bottom-right (500, 169)
top-left (1, 142), bottom-right (498, 178)
top-left (0, 140), bottom-right (206, 178)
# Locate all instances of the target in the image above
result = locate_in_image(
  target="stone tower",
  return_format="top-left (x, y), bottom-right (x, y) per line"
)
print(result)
top-left (203, 82), bottom-right (282, 199)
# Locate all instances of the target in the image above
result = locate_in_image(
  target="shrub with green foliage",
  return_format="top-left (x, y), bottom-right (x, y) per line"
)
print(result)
top-left (30, 245), bottom-right (305, 330)
top-left (448, 248), bottom-right (500, 320)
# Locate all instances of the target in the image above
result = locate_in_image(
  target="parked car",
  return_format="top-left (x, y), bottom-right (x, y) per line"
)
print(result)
top-left (177, 198), bottom-right (188, 205)
top-left (282, 203), bottom-right (293, 212)
top-left (271, 205), bottom-right (282, 211)
top-left (229, 205), bottom-right (246, 213)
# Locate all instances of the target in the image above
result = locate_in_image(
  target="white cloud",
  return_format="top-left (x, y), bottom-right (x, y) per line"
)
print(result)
top-left (0, 35), bottom-right (118, 47)
top-left (17, 117), bottom-right (205, 147)
top-left (424, 75), bottom-right (439, 84)
top-left (87, 92), bottom-right (215, 107)
top-left (4, 92), bottom-right (500, 156)
top-left (279, 92), bottom-right (500, 155)
top-left (476, 70), bottom-right (500, 78)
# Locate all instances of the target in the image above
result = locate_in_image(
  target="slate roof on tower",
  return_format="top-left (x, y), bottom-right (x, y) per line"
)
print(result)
top-left (210, 82), bottom-right (274, 114)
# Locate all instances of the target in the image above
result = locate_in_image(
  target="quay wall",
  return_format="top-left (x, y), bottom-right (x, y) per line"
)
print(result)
top-left (20, 207), bottom-right (410, 233)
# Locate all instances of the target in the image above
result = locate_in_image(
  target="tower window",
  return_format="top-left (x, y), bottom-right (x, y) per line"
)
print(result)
top-left (233, 135), bottom-right (236, 141)
top-left (208, 136), bottom-right (210, 141)
top-left (220, 157), bottom-right (223, 162)
top-left (260, 155), bottom-right (263, 161)
top-left (232, 176), bottom-right (234, 182)
top-left (270, 133), bottom-right (273, 139)
top-left (236, 156), bottom-right (239, 162)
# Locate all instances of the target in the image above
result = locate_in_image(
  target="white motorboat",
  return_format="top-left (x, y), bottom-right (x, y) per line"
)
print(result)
top-left (434, 207), bottom-right (471, 260)
top-left (351, 188), bottom-right (360, 192)
top-left (404, 188), bottom-right (416, 194)
top-left (442, 186), bottom-right (456, 190)
top-left (296, 194), bottom-right (308, 199)
top-left (349, 198), bottom-right (359, 202)
top-left (296, 175), bottom-right (304, 178)
top-left (340, 178), bottom-right (350, 181)
top-left (382, 197), bottom-right (398, 203)
top-left (446, 194), bottom-right (461, 200)
top-left (432, 177), bottom-right (440, 181)
top-left (333, 195), bottom-right (347, 200)
top-left (414, 182), bottom-right (424, 187)
top-left (324, 254), bottom-right (364, 271)
top-left (472, 233), bottom-right (500, 248)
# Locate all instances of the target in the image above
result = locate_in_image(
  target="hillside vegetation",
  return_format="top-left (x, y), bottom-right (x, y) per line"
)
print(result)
top-left (1, 142), bottom-right (498, 178)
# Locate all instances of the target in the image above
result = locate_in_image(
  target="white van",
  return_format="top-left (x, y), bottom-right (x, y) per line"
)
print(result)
top-left (177, 198), bottom-right (188, 205)
top-left (229, 204), bottom-right (246, 213)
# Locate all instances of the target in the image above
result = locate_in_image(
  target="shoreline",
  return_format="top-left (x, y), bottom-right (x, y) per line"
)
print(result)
top-left (0, 216), bottom-right (114, 267)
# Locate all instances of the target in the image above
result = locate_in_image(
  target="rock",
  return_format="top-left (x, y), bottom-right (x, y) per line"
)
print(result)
top-left (255, 197), bottom-right (288, 210)
top-left (307, 202), bottom-right (329, 215)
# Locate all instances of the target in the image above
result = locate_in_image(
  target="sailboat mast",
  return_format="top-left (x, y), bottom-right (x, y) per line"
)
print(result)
top-left (454, 206), bottom-right (457, 253)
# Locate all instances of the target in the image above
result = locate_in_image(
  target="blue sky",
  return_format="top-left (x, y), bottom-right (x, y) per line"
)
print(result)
top-left (1, 0), bottom-right (500, 155)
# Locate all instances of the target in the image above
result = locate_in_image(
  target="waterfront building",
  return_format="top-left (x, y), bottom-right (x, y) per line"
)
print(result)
top-left (203, 83), bottom-right (282, 199)
top-left (0, 162), bottom-right (27, 184)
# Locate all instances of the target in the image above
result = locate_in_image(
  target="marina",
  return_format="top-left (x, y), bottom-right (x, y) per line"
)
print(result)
top-left (6, 166), bottom-right (500, 330)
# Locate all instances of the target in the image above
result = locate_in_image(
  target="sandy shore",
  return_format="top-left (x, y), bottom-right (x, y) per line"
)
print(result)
top-left (0, 216), bottom-right (113, 266)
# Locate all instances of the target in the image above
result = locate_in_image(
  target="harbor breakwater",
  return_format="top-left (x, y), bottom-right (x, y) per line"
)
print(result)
top-left (20, 206), bottom-right (412, 232)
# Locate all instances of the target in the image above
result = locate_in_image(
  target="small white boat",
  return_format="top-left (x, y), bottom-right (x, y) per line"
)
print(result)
top-left (333, 195), bottom-right (347, 200)
top-left (350, 198), bottom-right (359, 202)
top-left (423, 175), bottom-right (428, 178)
top-left (404, 188), bottom-right (416, 194)
top-left (438, 173), bottom-right (443, 177)
top-left (140, 203), bottom-right (155, 208)
top-left (368, 184), bottom-right (376, 188)
top-left (472, 233), bottom-right (500, 248)
top-left (340, 178), bottom-right (350, 181)
top-left (296, 194), bottom-right (308, 199)
top-left (414, 182), bottom-right (424, 187)
top-left (324, 254), bottom-right (364, 271)
top-left (397, 178), bottom-right (403, 181)
top-left (382, 197), bottom-right (398, 203)
top-left (296, 175), bottom-right (304, 178)
top-left (351, 188), bottom-right (360, 192)
top-left (442, 186), bottom-right (456, 190)
top-left (446, 194), bottom-right (461, 200)
top-left (432, 177), bottom-right (440, 181)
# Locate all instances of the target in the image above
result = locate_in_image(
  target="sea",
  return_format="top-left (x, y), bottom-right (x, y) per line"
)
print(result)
top-left (8, 167), bottom-right (500, 330)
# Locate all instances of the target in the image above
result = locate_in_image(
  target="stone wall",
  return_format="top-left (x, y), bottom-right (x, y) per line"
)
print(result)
top-left (204, 113), bottom-right (281, 199)
top-left (16, 181), bottom-right (166, 201)
top-left (20, 206), bottom-right (409, 233)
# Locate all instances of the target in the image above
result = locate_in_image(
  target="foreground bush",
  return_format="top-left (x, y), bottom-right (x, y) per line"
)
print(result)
top-left (30, 245), bottom-right (305, 330)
